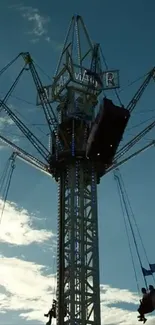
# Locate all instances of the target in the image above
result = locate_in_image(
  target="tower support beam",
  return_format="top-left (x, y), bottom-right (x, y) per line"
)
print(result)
top-left (56, 160), bottom-right (101, 325)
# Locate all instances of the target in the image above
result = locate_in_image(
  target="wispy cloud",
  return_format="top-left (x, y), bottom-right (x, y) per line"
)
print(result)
top-left (0, 104), bottom-right (36, 147)
top-left (10, 4), bottom-right (64, 50)
top-left (0, 255), bottom-right (154, 325)
top-left (13, 4), bottom-right (51, 43)
top-left (0, 256), bottom-right (56, 322)
top-left (0, 199), bottom-right (154, 324)
top-left (0, 199), bottom-right (54, 245)
top-left (0, 116), bottom-right (14, 130)
top-left (0, 116), bottom-right (15, 150)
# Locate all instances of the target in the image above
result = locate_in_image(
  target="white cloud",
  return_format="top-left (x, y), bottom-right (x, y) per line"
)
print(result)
top-left (0, 189), bottom-right (154, 324)
top-left (101, 304), bottom-right (137, 325)
top-left (10, 4), bottom-right (63, 48)
top-left (0, 199), bottom-right (54, 245)
top-left (45, 36), bottom-right (51, 43)
top-left (100, 285), bottom-right (138, 325)
top-left (0, 104), bottom-right (26, 146)
top-left (17, 5), bottom-right (51, 42)
top-left (100, 285), bottom-right (155, 325)
top-left (0, 104), bottom-right (20, 146)
top-left (0, 114), bottom-right (15, 150)
top-left (0, 116), bottom-right (14, 130)
top-left (100, 284), bottom-right (139, 305)
top-left (30, 38), bottom-right (39, 44)
top-left (0, 254), bottom-right (154, 325)
top-left (0, 256), bottom-right (56, 323)
top-left (0, 198), bottom-right (154, 324)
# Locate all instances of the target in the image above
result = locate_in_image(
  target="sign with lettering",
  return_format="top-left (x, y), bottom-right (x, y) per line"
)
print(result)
top-left (56, 69), bottom-right (99, 90)
top-left (36, 68), bottom-right (120, 105)
top-left (36, 65), bottom-right (101, 105)
top-left (102, 70), bottom-right (120, 90)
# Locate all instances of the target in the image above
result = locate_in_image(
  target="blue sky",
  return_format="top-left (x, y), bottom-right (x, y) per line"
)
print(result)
top-left (0, 0), bottom-right (155, 324)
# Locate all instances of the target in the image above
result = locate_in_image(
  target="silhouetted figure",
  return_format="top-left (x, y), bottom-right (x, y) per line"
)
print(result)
top-left (149, 285), bottom-right (155, 294)
top-left (137, 287), bottom-right (154, 323)
top-left (138, 288), bottom-right (148, 323)
top-left (44, 300), bottom-right (56, 325)
top-left (44, 299), bottom-right (68, 324)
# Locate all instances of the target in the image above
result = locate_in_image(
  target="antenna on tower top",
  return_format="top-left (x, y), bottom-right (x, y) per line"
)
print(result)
top-left (51, 15), bottom-right (104, 105)
top-left (36, 15), bottom-right (120, 110)
top-left (54, 15), bottom-right (93, 76)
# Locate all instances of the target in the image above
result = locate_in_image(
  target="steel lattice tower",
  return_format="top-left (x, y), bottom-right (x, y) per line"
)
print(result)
top-left (0, 15), bottom-right (120, 325)
top-left (4, 13), bottom-right (153, 325)
top-left (49, 15), bottom-right (105, 325)
top-left (57, 161), bottom-right (100, 325)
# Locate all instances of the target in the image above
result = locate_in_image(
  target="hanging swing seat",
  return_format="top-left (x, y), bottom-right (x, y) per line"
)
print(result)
top-left (114, 170), bottom-right (155, 322)
top-left (138, 294), bottom-right (155, 315)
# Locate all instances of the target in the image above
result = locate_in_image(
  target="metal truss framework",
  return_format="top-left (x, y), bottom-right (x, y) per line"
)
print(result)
top-left (0, 14), bottom-right (154, 325)
top-left (57, 161), bottom-right (100, 325)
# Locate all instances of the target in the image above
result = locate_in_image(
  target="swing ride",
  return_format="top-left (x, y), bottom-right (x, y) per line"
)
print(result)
top-left (0, 14), bottom-right (155, 325)
top-left (114, 169), bottom-right (155, 323)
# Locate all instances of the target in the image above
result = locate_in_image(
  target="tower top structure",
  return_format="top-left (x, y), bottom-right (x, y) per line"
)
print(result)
top-left (52, 14), bottom-right (103, 103)
top-left (37, 15), bottom-right (119, 115)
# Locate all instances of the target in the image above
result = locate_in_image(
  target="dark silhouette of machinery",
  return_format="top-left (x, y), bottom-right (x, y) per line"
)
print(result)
top-left (0, 14), bottom-right (154, 325)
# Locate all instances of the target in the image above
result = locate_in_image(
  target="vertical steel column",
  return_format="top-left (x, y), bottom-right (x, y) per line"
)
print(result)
top-left (56, 174), bottom-right (65, 325)
top-left (56, 161), bottom-right (101, 325)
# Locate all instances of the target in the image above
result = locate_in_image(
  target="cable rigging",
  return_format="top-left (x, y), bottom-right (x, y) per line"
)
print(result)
top-left (118, 72), bottom-right (151, 94)
top-left (0, 50), bottom-right (154, 175)
top-left (114, 168), bottom-right (155, 322)
top-left (100, 47), bottom-right (123, 107)
top-left (115, 169), bottom-right (155, 283)
top-left (0, 62), bottom-right (27, 112)
top-left (0, 54), bottom-right (21, 78)
top-left (114, 170), bottom-right (141, 295)
top-left (0, 153), bottom-right (16, 224)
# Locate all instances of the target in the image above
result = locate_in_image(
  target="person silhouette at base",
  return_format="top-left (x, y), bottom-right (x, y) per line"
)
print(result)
top-left (44, 300), bottom-right (56, 325)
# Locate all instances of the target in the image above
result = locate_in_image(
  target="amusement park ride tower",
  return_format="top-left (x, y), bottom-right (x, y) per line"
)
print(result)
top-left (42, 15), bottom-right (122, 325)
top-left (0, 13), bottom-right (155, 325)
